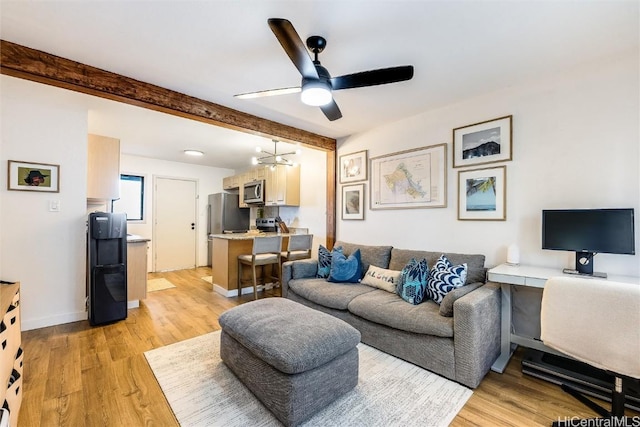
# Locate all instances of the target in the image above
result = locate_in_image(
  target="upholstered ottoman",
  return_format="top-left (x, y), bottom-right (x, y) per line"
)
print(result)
top-left (219, 297), bottom-right (361, 426)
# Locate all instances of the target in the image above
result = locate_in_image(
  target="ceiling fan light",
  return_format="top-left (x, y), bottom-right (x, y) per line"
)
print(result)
top-left (255, 146), bottom-right (263, 153)
top-left (301, 81), bottom-right (332, 106)
top-left (251, 156), bottom-right (259, 165)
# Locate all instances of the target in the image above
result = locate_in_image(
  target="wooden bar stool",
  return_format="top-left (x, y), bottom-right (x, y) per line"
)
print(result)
top-left (281, 234), bottom-right (313, 263)
top-left (238, 236), bottom-right (282, 300)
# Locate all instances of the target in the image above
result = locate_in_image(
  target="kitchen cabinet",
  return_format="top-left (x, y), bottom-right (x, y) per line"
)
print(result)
top-left (265, 165), bottom-right (300, 206)
top-left (127, 239), bottom-right (149, 301)
top-left (87, 134), bottom-right (120, 201)
top-left (222, 175), bottom-right (239, 190)
top-left (1, 283), bottom-right (22, 427)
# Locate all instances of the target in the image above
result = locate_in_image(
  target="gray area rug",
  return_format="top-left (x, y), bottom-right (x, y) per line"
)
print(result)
top-left (144, 331), bottom-right (472, 427)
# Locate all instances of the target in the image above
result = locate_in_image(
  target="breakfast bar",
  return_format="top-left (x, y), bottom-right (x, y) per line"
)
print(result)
top-left (210, 233), bottom-right (292, 296)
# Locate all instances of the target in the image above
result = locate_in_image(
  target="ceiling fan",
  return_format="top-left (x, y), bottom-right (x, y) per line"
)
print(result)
top-left (235, 18), bottom-right (414, 121)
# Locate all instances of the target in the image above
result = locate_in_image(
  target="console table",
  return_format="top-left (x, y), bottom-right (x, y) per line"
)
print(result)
top-left (487, 263), bottom-right (639, 373)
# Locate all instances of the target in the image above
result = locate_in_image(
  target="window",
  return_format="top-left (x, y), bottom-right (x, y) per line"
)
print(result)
top-left (113, 174), bottom-right (144, 221)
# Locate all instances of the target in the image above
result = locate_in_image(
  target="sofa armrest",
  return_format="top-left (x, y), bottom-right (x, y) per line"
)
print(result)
top-left (453, 282), bottom-right (501, 388)
top-left (281, 259), bottom-right (318, 297)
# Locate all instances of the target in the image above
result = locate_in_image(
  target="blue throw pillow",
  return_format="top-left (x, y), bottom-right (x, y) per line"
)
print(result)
top-left (317, 245), bottom-right (342, 278)
top-left (426, 255), bottom-right (468, 304)
top-left (328, 249), bottom-right (362, 283)
top-left (397, 258), bottom-right (429, 305)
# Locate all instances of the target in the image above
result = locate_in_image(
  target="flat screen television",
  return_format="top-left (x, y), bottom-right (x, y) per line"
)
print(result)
top-left (542, 208), bottom-right (635, 277)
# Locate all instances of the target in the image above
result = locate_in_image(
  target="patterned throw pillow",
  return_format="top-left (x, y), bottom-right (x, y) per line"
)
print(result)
top-left (426, 254), bottom-right (468, 304)
top-left (397, 258), bottom-right (429, 305)
top-left (361, 266), bottom-right (402, 293)
top-left (328, 249), bottom-right (362, 283)
top-left (317, 245), bottom-right (342, 278)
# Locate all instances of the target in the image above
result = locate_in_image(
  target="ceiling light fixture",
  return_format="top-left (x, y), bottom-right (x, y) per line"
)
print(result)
top-left (184, 149), bottom-right (204, 156)
top-left (300, 79), bottom-right (332, 106)
top-left (251, 140), bottom-right (300, 168)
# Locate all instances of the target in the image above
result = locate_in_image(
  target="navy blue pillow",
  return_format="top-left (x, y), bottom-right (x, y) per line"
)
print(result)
top-left (317, 245), bottom-right (342, 278)
top-left (328, 249), bottom-right (362, 283)
top-left (426, 254), bottom-right (468, 304)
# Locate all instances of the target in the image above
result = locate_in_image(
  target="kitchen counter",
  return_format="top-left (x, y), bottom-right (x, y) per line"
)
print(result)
top-left (209, 233), bottom-right (292, 296)
top-left (209, 232), bottom-right (295, 240)
top-left (127, 234), bottom-right (150, 243)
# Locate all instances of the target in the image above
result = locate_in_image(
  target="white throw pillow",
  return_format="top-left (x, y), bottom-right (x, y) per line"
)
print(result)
top-left (361, 265), bottom-right (402, 293)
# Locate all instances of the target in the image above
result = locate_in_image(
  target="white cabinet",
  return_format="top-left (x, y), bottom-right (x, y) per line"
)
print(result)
top-left (87, 134), bottom-right (120, 200)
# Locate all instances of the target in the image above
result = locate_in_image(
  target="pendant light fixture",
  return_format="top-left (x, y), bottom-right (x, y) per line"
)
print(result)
top-left (251, 140), bottom-right (301, 169)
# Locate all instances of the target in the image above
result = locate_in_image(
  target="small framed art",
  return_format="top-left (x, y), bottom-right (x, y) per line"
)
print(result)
top-left (7, 160), bottom-right (60, 193)
top-left (342, 184), bottom-right (365, 220)
top-left (339, 150), bottom-right (368, 183)
top-left (453, 115), bottom-right (512, 168)
top-left (458, 165), bottom-right (506, 221)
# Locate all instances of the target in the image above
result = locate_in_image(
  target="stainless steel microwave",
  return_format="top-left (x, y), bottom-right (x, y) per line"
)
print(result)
top-left (243, 180), bottom-right (265, 205)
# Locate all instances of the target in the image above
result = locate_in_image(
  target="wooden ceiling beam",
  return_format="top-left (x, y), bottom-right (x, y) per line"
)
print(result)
top-left (0, 40), bottom-right (336, 151)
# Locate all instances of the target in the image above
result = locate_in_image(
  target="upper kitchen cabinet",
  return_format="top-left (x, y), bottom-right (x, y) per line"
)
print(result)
top-left (265, 165), bottom-right (300, 206)
top-left (87, 134), bottom-right (120, 201)
top-left (222, 175), bottom-right (240, 190)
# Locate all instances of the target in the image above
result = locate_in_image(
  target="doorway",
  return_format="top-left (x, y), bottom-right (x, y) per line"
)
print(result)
top-left (153, 176), bottom-right (197, 271)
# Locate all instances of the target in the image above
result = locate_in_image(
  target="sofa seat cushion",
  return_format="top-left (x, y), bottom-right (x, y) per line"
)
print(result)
top-left (288, 278), bottom-right (377, 310)
top-left (347, 290), bottom-right (454, 338)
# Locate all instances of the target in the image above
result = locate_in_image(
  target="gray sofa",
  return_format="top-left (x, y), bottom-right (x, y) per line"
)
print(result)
top-left (281, 241), bottom-right (501, 389)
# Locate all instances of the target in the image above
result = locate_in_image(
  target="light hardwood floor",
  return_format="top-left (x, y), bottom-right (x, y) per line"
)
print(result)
top-left (19, 267), bottom-right (638, 426)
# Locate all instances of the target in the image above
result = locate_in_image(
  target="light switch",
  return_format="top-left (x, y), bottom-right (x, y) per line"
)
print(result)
top-left (49, 200), bottom-right (61, 212)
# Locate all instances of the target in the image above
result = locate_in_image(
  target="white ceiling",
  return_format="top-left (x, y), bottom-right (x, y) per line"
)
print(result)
top-left (1, 1), bottom-right (637, 169)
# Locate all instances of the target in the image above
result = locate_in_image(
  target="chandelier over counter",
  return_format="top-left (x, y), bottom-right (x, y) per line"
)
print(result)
top-left (251, 140), bottom-right (301, 169)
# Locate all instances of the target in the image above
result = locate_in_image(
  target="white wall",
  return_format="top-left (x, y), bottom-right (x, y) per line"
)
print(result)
top-left (1, 76), bottom-right (89, 330)
top-left (0, 76), bottom-right (330, 330)
top-left (118, 154), bottom-right (233, 269)
top-left (337, 52), bottom-right (639, 277)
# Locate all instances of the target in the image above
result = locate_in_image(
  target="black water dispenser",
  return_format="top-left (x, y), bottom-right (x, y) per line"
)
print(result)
top-left (87, 212), bottom-right (127, 326)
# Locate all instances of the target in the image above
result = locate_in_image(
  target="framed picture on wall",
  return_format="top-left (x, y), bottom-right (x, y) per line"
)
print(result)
top-left (370, 143), bottom-right (447, 210)
top-left (342, 184), bottom-right (365, 220)
top-left (339, 150), bottom-right (368, 183)
top-left (453, 115), bottom-right (512, 168)
top-left (7, 160), bottom-right (60, 192)
top-left (458, 165), bottom-right (506, 221)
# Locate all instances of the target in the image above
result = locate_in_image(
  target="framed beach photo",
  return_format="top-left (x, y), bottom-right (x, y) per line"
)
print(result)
top-left (342, 184), bottom-right (365, 220)
top-left (339, 150), bottom-right (368, 183)
top-left (370, 143), bottom-right (447, 210)
top-left (458, 166), bottom-right (506, 221)
top-left (453, 115), bottom-right (512, 168)
top-left (7, 160), bottom-right (60, 193)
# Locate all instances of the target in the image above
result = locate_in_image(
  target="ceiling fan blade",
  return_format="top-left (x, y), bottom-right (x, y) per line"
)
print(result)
top-left (268, 18), bottom-right (319, 79)
top-left (330, 65), bottom-right (414, 90)
top-left (320, 100), bottom-right (342, 121)
top-left (235, 87), bottom-right (301, 99)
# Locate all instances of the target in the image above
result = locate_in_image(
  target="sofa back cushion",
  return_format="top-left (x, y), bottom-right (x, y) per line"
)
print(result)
top-left (334, 241), bottom-right (393, 278)
top-left (389, 248), bottom-right (486, 284)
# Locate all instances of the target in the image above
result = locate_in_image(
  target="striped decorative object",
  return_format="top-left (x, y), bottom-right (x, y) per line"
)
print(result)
top-left (427, 255), bottom-right (468, 304)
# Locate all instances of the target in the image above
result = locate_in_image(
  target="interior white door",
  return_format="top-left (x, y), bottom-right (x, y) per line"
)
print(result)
top-left (154, 177), bottom-right (197, 271)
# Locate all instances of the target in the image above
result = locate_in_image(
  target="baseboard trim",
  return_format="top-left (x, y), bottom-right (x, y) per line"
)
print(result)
top-left (212, 283), bottom-right (269, 298)
top-left (21, 311), bottom-right (87, 331)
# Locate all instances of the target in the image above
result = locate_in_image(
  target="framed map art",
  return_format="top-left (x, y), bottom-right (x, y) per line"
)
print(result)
top-left (370, 143), bottom-right (447, 210)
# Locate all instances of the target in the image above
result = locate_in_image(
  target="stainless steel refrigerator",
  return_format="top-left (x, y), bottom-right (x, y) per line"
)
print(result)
top-left (207, 193), bottom-right (249, 265)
